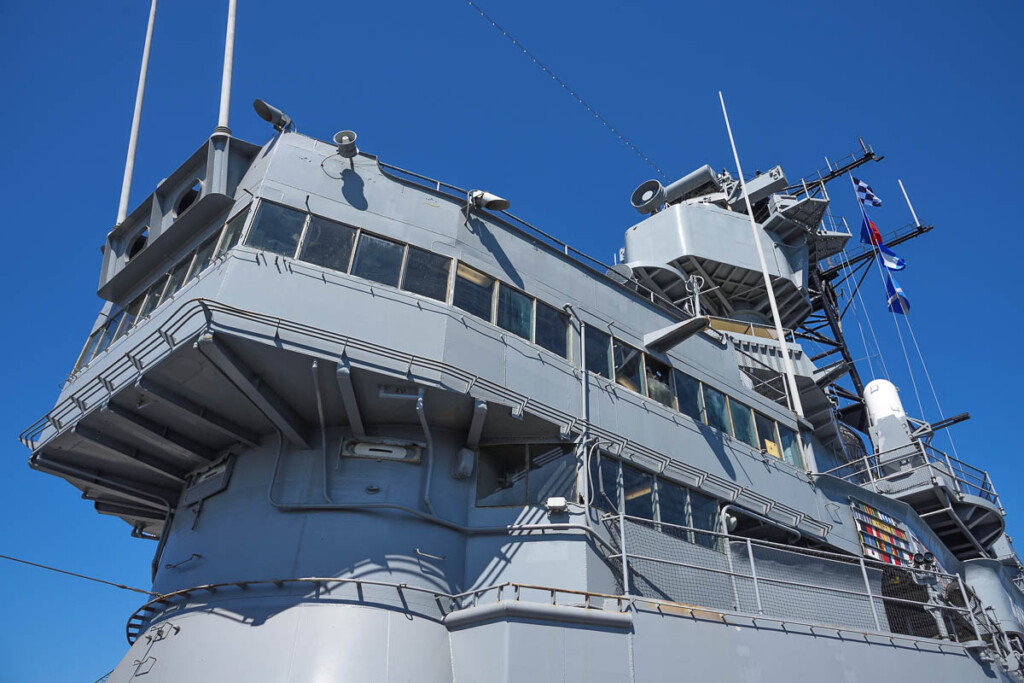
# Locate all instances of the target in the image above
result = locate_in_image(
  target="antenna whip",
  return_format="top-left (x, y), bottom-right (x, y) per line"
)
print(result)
top-left (466, 1), bottom-right (669, 181)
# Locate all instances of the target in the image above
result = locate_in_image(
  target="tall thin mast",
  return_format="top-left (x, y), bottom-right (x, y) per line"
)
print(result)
top-left (116, 0), bottom-right (158, 225)
top-left (898, 179), bottom-right (921, 227)
top-left (215, 0), bottom-right (238, 134)
top-left (718, 92), bottom-right (805, 418)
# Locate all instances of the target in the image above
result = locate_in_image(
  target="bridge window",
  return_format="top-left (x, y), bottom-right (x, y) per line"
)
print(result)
top-left (453, 263), bottom-right (495, 321)
top-left (138, 276), bottom-right (168, 320)
top-left (215, 207), bottom-right (248, 258)
top-left (613, 340), bottom-right (644, 393)
top-left (400, 247), bottom-right (450, 302)
top-left (777, 424), bottom-right (803, 468)
top-left (730, 401), bottom-right (758, 448)
top-left (188, 234), bottom-right (219, 281)
top-left (658, 479), bottom-right (690, 528)
top-left (93, 310), bottom-right (125, 358)
top-left (535, 302), bottom-right (569, 358)
top-left (754, 411), bottom-right (781, 458)
top-left (674, 370), bottom-right (704, 424)
top-left (352, 233), bottom-right (404, 287)
top-left (623, 463), bottom-right (654, 519)
top-left (74, 329), bottom-right (105, 372)
top-left (703, 385), bottom-right (731, 433)
top-left (644, 355), bottom-right (675, 409)
top-left (245, 202), bottom-right (306, 257)
top-left (496, 284), bottom-right (533, 340)
top-left (584, 327), bottom-right (612, 379)
top-left (689, 489), bottom-right (720, 548)
top-left (299, 216), bottom-right (357, 272)
top-left (113, 294), bottom-right (146, 342)
top-left (161, 258), bottom-right (192, 303)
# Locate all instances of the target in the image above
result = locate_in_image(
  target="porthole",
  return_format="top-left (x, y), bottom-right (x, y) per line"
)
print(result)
top-left (175, 179), bottom-right (202, 216)
top-left (126, 228), bottom-right (148, 261)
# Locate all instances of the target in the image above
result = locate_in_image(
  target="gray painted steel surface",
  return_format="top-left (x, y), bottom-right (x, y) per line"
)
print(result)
top-left (23, 129), bottom-right (1024, 680)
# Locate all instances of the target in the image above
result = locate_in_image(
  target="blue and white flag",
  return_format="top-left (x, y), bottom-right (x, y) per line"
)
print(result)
top-left (882, 262), bottom-right (910, 314)
top-left (853, 177), bottom-right (882, 207)
top-left (877, 243), bottom-right (906, 271)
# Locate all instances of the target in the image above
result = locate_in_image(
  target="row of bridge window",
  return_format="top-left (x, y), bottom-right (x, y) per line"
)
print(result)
top-left (584, 326), bottom-right (802, 468)
top-left (77, 200), bottom-right (800, 471)
top-left (245, 201), bottom-right (573, 359)
top-left (473, 444), bottom-right (721, 544)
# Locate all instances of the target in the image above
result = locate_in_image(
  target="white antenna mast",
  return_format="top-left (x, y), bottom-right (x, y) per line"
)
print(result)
top-left (116, 0), bottom-right (158, 225)
top-left (897, 179), bottom-right (921, 227)
top-left (718, 91), bottom-right (805, 418)
top-left (216, 0), bottom-right (238, 134)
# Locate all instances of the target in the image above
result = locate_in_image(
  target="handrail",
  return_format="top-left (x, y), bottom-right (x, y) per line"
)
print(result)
top-left (20, 296), bottom-right (831, 542)
top-left (124, 576), bottom-right (627, 644)
top-left (376, 160), bottom-right (700, 323)
top-left (606, 514), bottom-right (993, 649)
top-left (817, 442), bottom-right (1000, 508)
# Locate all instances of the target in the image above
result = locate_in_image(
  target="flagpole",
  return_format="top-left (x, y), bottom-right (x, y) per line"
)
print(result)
top-left (719, 92), bottom-right (804, 419)
top-left (215, 0), bottom-right (238, 134)
top-left (897, 179), bottom-right (921, 228)
top-left (116, 0), bottom-right (158, 225)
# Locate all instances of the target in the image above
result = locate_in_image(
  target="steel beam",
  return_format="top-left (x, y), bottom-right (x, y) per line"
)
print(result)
top-left (136, 376), bottom-right (260, 447)
top-left (335, 361), bottom-right (366, 438)
top-left (101, 403), bottom-right (214, 466)
top-left (74, 424), bottom-right (187, 485)
top-left (465, 399), bottom-right (488, 450)
top-left (30, 454), bottom-right (176, 511)
top-left (95, 501), bottom-right (166, 523)
top-left (196, 333), bottom-right (310, 449)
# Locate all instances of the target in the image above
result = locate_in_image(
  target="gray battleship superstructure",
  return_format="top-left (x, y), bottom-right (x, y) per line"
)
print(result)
top-left (22, 111), bottom-right (1024, 681)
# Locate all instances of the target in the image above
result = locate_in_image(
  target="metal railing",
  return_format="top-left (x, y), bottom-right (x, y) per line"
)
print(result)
top-left (124, 576), bottom-right (629, 645)
top-left (818, 442), bottom-right (1001, 509)
top-left (605, 514), bottom-right (988, 646)
top-left (376, 160), bottom-right (703, 324)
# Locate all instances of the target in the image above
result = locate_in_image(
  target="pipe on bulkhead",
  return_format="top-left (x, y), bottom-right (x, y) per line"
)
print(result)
top-left (311, 359), bottom-right (331, 503)
top-left (416, 395), bottom-right (436, 516)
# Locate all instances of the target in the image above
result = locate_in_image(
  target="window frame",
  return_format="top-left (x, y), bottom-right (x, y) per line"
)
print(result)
top-left (350, 230), bottom-right (407, 288)
top-left (243, 200), bottom-right (308, 258)
top-left (398, 245), bottom-right (453, 303)
top-left (452, 261), bottom-right (497, 323)
top-left (495, 282), bottom-right (535, 341)
top-left (215, 203), bottom-right (252, 259)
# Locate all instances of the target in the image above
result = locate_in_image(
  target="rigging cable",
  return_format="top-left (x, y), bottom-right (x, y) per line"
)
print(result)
top-left (838, 249), bottom-right (890, 381)
top-left (465, 0), bottom-right (670, 181)
top-left (0, 552), bottom-right (155, 596)
top-left (867, 233), bottom-right (927, 420)
top-left (901, 310), bottom-right (962, 459)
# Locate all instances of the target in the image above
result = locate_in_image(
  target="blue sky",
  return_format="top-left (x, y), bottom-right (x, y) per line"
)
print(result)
top-left (1, 0), bottom-right (1021, 679)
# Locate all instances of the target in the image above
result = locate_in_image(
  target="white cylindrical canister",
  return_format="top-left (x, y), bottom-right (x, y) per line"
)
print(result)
top-left (864, 379), bottom-right (906, 426)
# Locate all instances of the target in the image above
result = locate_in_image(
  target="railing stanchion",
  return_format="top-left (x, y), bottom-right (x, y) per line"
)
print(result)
top-left (619, 510), bottom-right (630, 596)
top-left (859, 557), bottom-right (883, 632)
top-left (957, 577), bottom-right (984, 643)
top-left (746, 538), bottom-right (763, 615)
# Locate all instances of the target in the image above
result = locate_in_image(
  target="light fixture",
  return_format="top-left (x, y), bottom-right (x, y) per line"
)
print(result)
top-left (545, 496), bottom-right (569, 514)
top-left (252, 99), bottom-right (292, 131)
top-left (468, 189), bottom-right (510, 212)
top-left (333, 130), bottom-right (358, 158)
